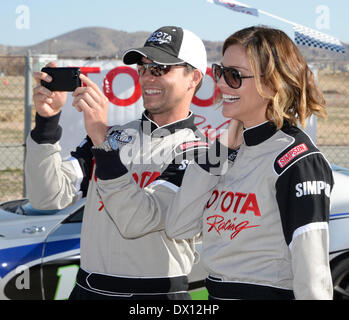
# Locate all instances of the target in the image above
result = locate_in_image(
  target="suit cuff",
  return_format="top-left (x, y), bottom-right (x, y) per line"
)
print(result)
top-left (92, 148), bottom-right (128, 180)
top-left (30, 112), bottom-right (62, 144)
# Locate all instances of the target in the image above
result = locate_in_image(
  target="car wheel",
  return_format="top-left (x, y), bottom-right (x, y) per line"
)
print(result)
top-left (332, 256), bottom-right (349, 300)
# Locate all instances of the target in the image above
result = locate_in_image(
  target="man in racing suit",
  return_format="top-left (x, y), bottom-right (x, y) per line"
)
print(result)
top-left (25, 26), bottom-right (208, 299)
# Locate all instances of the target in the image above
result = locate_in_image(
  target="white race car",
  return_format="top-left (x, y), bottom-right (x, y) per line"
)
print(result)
top-left (328, 165), bottom-right (349, 300)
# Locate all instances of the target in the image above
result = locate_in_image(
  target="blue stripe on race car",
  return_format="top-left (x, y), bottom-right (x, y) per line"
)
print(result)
top-left (0, 243), bottom-right (44, 278)
top-left (0, 238), bottom-right (80, 278)
top-left (330, 212), bottom-right (349, 219)
top-left (43, 238), bottom-right (80, 257)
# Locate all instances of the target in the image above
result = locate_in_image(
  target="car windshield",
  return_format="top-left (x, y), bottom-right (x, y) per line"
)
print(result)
top-left (0, 199), bottom-right (60, 216)
top-left (331, 164), bottom-right (349, 177)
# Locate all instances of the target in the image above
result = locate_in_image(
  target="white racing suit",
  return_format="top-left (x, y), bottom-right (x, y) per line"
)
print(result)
top-left (166, 121), bottom-right (334, 300)
top-left (25, 111), bottom-right (209, 299)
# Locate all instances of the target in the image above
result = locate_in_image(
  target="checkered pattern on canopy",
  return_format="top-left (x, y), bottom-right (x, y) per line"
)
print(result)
top-left (293, 25), bottom-right (345, 53)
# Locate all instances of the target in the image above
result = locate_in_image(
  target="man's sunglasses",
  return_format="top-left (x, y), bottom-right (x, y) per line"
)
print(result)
top-left (137, 61), bottom-right (189, 77)
top-left (212, 63), bottom-right (254, 89)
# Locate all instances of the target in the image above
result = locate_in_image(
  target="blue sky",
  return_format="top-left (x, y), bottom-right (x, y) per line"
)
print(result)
top-left (2, 0), bottom-right (348, 46)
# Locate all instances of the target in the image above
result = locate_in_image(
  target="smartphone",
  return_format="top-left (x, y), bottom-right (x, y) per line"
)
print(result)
top-left (41, 67), bottom-right (81, 91)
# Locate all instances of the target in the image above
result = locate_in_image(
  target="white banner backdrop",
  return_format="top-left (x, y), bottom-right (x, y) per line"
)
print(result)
top-left (34, 59), bottom-right (315, 157)
top-left (54, 59), bottom-right (230, 157)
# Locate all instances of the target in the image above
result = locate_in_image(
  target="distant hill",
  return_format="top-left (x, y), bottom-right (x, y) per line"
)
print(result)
top-left (3, 27), bottom-right (225, 61)
top-left (2, 26), bottom-right (349, 63)
top-left (3, 27), bottom-right (150, 59)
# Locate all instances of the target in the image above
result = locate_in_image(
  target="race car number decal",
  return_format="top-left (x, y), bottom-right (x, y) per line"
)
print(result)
top-left (54, 265), bottom-right (79, 300)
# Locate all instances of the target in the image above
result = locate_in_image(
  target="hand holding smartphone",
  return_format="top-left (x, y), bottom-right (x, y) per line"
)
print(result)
top-left (41, 67), bottom-right (82, 92)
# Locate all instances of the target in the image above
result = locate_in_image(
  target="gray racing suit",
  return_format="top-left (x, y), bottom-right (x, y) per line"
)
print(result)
top-left (166, 121), bottom-right (334, 300)
top-left (25, 110), bottom-right (209, 298)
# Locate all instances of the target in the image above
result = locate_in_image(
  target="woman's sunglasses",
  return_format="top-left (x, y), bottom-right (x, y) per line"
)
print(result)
top-left (137, 61), bottom-right (189, 77)
top-left (212, 63), bottom-right (254, 89)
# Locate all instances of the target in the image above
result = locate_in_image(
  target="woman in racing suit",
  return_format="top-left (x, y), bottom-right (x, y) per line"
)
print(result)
top-left (165, 26), bottom-right (334, 300)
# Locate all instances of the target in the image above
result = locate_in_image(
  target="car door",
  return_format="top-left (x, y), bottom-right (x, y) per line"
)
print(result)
top-left (41, 202), bottom-right (84, 300)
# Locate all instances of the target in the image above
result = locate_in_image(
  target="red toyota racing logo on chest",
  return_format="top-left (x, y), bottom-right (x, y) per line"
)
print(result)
top-left (132, 171), bottom-right (161, 189)
top-left (205, 189), bottom-right (261, 240)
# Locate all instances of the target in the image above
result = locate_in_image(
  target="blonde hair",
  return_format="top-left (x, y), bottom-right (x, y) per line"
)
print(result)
top-left (221, 26), bottom-right (327, 129)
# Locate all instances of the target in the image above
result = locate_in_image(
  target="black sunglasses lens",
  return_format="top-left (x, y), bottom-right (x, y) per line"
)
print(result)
top-left (138, 63), bottom-right (171, 77)
top-left (223, 68), bottom-right (241, 89)
top-left (152, 65), bottom-right (169, 76)
top-left (212, 64), bottom-right (241, 89)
